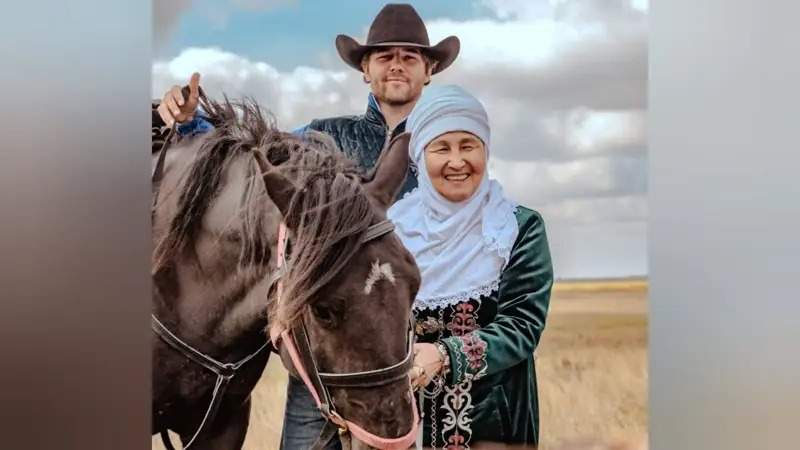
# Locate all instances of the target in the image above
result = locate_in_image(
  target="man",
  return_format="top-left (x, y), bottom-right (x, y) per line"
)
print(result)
top-left (155, 3), bottom-right (459, 197)
top-left (153, 4), bottom-right (460, 449)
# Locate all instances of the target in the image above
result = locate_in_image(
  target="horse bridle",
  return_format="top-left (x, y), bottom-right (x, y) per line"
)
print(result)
top-left (276, 319), bottom-right (418, 450)
top-left (271, 222), bottom-right (419, 450)
top-left (152, 125), bottom-right (417, 449)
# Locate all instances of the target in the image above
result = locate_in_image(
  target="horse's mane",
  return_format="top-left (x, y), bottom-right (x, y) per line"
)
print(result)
top-left (153, 96), bottom-right (375, 327)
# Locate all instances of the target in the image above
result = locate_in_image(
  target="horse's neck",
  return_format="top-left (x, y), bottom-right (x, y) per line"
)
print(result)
top-left (153, 139), bottom-right (281, 356)
top-left (186, 266), bottom-right (271, 338)
top-left (153, 252), bottom-right (278, 361)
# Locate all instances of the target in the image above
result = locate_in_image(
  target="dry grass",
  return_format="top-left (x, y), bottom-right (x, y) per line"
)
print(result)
top-left (536, 281), bottom-right (648, 450)
top-left (153, 280), bottom-right (648, 450)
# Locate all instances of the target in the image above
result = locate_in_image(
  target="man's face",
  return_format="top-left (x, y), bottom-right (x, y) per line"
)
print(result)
top-left (362, 47), bottom-right (432, 107)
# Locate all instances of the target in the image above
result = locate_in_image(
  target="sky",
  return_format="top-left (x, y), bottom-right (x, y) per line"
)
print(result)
top-left (152, 0), bottom-right (649, 280)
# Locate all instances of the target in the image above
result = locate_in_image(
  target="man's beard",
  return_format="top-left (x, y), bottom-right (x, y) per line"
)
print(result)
top-left (376, 81), bottom-right (418, 106)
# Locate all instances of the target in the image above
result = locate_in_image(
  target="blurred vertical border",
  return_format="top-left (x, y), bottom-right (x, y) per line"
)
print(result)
top-left (0, 1), bottom-right (151, 448)
top-left (650, 1), bottom-right (799, 449)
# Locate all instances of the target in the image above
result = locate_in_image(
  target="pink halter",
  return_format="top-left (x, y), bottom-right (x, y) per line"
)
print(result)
top-left (270, 223), bottom-right (420, 449)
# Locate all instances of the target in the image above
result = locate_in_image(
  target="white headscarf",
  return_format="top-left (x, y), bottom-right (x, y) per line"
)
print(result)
top-left (387, 85), bottom-right (519, 311)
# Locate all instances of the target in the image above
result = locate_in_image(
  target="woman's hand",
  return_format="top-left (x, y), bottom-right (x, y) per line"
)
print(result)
top-left (409, 343), bottom-right (445, 389)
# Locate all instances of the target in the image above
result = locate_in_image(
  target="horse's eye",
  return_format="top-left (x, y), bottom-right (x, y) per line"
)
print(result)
top-left (312, 304), bottom-right (332, 321)
top-left (311, 302), bottom-right (342, 328)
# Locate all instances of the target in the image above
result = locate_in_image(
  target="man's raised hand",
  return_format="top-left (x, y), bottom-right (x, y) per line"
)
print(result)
top-left (157, 72), bottom-right (201, 127)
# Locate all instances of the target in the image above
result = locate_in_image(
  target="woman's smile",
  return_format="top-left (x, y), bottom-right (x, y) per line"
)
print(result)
top-left (444, 173), bottom-right (470, 182)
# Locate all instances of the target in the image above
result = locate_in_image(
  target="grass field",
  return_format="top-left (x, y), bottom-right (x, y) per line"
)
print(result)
top-left (536, 280), bottom-right (648, 450)
top-left (153, 279), bottom-right (648, 450)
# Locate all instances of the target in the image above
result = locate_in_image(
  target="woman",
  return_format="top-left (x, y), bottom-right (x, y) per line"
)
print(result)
top-left (388, 85), bottom-right (554, 448)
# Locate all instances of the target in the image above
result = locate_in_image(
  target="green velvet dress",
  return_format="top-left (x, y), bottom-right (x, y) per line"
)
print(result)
top-left (414, 206), bottom-right (553, 448)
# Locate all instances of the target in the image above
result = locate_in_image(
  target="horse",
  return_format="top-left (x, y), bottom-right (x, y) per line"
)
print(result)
top-left (151, 95), bottom-right (421, 450)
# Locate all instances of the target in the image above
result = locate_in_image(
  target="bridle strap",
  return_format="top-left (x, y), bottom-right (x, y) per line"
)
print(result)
top-left (361, 219), bottom-right (395, 243)
top-left (152, 315), bottom-right (269, 377)
top-left (292, 321), bottom-right (336, 416)
top-left (151, 315), bottom-right (269, 449)
top-left (318, 324), bottom-right (415, 388)
top-left (151, 123), bottom-right (175, 213)
top-left (279, 325), bottom-right (420, 450)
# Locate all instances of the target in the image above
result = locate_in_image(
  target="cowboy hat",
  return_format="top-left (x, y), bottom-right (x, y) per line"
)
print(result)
top-left (335, 3), bottom-right (460, 75)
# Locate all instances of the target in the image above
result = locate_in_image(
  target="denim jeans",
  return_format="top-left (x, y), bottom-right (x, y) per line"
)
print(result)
top-left (280, 375), bottom-right (342, 450)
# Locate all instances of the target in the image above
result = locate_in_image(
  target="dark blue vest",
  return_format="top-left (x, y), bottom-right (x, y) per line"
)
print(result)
top-left (305, 96), bottom-right (418, 197)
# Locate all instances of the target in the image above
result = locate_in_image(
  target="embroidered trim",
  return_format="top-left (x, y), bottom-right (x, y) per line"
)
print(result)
top-left (446, 332), bottom-right (489, 383)
top-left (458, 333), bottom-right (488, 380)
top-left (413, 279), bottom-right (500, 311)
top-left (446, 302), bottom-right (480, 337)
top-left (440, 379), bottom-right (474, 449)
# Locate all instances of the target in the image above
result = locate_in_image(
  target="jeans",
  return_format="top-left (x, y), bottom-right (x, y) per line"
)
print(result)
top-left (280, 375), bottom-right (341, 450)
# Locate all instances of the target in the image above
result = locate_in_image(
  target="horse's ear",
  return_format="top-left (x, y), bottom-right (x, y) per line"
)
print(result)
top-left (263, 170), bottom-right (299, 227)
top-left (365, 132), bottom-right (411, 209)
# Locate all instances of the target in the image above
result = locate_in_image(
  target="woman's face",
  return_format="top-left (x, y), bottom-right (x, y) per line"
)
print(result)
top-left (424, 130), bottom-right (486, 202)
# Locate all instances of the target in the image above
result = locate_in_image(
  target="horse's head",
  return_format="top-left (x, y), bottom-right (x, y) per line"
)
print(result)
top-left (264, 132), bottom-right (421, 448)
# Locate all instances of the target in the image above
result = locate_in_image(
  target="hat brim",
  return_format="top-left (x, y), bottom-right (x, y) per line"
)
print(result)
top-left (335, 35), bottom-right (460, 75)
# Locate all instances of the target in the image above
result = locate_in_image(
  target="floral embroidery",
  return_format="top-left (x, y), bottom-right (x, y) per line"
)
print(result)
top-left (446, 302), bottom-right (479, 336)
top-left (459, 333), bottom-right (488, 375)
top-left (446, 432), bottom-right (466, 450)
top-left (415, 316), bottom-right (444, 336)
top-left (444, 301), bottom-right (488, 380)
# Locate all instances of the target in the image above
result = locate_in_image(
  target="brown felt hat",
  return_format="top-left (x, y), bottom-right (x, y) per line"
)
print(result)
top-left (335, 3), bottom-right (460, 75)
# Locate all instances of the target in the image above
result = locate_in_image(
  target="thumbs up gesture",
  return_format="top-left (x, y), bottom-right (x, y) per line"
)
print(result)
top-left (157, 72), bottom-right (201, 127)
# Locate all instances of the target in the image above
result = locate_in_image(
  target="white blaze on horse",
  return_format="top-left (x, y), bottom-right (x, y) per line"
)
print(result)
top-left (364, 260), bottom-right (397, 295)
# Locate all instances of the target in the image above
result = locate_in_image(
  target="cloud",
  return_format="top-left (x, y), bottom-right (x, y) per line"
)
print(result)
top-left (428, 3), bottom-right (648, 110)
top-left (479, 100), bottom-right (646, 161)
top-left (152, 47), bottom-right (363, 129)
top-left (546, 219), bottom-right (647, 279)
top-left (490, 153), bottom-right (646, 206)
top-left (541, 194), bottom-right (647, 224)
top-left (413, 0), bottom-right (649, 171)
top-left (481, 0), bottom-right (649, 21)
